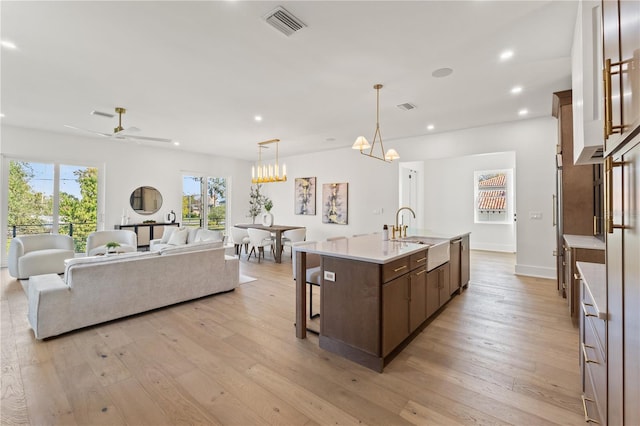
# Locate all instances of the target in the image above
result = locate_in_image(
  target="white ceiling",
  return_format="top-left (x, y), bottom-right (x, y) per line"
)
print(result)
top-left (1, 1), bottom-right (578, 161)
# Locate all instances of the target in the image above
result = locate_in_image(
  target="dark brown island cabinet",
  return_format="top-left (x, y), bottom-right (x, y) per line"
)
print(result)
top-left (295, 233), bottom-right (470, 372)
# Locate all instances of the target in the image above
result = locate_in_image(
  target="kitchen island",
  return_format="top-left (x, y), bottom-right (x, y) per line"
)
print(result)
top-left (294, 231), bottom-right (470, 372)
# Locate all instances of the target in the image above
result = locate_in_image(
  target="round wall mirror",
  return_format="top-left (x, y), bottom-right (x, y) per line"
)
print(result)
top-left (129, 186), bottom-right (163, 215)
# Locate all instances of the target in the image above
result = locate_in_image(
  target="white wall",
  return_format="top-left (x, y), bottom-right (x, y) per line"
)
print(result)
top-left (394, 117), bottom-right (558, 278)
top-left (423, 152), bottom-right (517, 252)
top-left (2, 116), bottom-right (558, 278)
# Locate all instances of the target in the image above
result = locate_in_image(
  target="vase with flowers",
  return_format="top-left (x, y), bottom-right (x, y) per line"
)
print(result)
top-left (262, 198), bottom-right (274, 227)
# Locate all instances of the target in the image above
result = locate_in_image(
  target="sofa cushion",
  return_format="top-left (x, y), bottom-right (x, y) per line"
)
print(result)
top-left (158, 241), bottom-right (223, 255)
top-left (195, 229), bottom-right (223, 243)
top-left (160, 226), bottom-right (177, 243)
top-left (167, 227), bottom-right (189, 245)
top-left (187, 228), bottom-right (201, 244)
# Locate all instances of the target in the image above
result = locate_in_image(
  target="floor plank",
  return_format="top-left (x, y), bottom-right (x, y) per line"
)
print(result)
top-left (1, 250), bottom-right (585, 425)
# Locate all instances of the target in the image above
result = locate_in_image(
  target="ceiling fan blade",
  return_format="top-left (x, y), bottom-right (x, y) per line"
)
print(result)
top-left (115, 126), bottom-right (141, 136)
top-left (64, 124), bottom-right (112, 137)
top-left (122, 134), bottom-right (173, 143)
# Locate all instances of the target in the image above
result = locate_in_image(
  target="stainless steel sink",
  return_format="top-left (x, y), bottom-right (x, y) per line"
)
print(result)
top-left (399, 236), bottom-right (450, 270)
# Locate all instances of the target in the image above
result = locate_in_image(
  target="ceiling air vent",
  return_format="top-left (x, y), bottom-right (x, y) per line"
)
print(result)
top-left (397, 103), bottom-right (416, 111)
top-left (264, 6), bottom-right (306, 36)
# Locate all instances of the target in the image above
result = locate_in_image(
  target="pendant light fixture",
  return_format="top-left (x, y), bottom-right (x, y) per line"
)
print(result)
top-left (352, 83), bottom-right (400, 162)
top-left (251, 138), bottom-right (287, 183)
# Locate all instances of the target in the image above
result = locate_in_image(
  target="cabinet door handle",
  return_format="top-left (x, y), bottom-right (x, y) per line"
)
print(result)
top-left (574, 273), bottom-right (581, 280)
top-left (552, 194), bottom-right (557, 226)
top-left (581, 395), bottom-right (600, 424)
top-left (415, 257), bottom-right (426, 263)
top-left (394, 265), bottom-right (407, 272)
top-left (603, 58), bottom-right (631, 138)
top-left (416, 268), bottom-right (427, 276)
top-left (582, 343), bottom-right (599, 365)
top-left (605, 156), bottom-right (624, 233)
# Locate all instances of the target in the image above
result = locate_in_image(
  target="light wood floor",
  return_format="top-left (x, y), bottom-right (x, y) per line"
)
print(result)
top-left (1, 250), bottom-right (584, 425)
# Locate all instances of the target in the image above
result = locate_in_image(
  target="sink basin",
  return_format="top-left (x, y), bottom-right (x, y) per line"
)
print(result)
top-left (399, 236), bottom-right (450, 270)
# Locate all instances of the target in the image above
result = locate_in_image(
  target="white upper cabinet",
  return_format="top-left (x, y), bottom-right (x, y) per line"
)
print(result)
top-left (571, 0), bottom-right (605, 165)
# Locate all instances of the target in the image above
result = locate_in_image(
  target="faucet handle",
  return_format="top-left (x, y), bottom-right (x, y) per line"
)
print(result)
top-left (402, 225), bottom-right (408, 237)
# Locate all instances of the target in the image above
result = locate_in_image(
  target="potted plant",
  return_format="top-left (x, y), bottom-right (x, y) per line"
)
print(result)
top-left (105, 241), bottom-right (120, 254)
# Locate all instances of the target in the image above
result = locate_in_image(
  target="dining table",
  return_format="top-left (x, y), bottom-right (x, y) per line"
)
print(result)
top-left (234, 223), bottom-right (304, 263)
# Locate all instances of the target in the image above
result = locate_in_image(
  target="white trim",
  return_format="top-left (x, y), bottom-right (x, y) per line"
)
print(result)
top-left (514, 264), bottom-right (556, 279)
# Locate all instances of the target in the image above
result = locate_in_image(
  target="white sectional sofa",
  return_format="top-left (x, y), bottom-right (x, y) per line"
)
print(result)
top-left (149, 227), bottom-right (223, 252)
top-left (27, 242), bottom-right (238, 339)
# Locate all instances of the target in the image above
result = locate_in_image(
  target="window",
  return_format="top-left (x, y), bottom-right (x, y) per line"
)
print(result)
top-left (6, 160), bottom-right (99, 253)
top-left (474, 169), bottom-right (513, 224)
top-left (182, 175), bottom-right (227, 231)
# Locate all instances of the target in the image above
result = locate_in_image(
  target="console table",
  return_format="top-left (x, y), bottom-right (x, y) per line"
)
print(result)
top-left (114, 222), bottom-right (180, 250)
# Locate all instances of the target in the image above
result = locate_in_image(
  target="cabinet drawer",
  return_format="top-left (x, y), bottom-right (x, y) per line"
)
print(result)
top-left (582, 282), bottom-right (606, 357)
top-left (382, 257), bottom-right (410, 283)
top-left (583, 319), bottom-right (607, 419)
top-left (583, 366), bottom-right (604, 425)
top-left (409, 250), bottom-right (428, 271)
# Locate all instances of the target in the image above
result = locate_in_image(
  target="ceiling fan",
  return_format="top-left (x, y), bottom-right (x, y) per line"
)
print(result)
top-left (65, 107), bottom-right (173, 143)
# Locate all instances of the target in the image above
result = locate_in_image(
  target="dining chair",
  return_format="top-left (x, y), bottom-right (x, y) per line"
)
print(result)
top-left (247, 228), bottom-right (274, 262)
top-left (281, 228), bottom-right (306, 258)
top-left (230, 226), bottom-right (250, 255)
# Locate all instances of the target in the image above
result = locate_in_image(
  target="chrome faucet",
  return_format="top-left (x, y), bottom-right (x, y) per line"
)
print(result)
top-left (394, 206), bottom-right (416, 239)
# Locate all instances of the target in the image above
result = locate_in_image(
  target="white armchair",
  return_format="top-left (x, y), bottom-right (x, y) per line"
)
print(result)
top-left (8, 234), bottom-right (75, 279)
top-left (86, 230), bottom-right (137, 256)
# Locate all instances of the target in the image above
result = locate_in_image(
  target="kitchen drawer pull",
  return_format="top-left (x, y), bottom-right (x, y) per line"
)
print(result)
top-left (415, 257), bottom-right (427, 263)
top-left (581, 395), bottom-right (600, 424)
top-left (416, 269), bottom-right (427, 276)
top-left (582, 343), bottom-right (599, 365)
top-left (394, 265), bottom-right (407, 272)
top-left (582, 302), bottom-right (599, 318)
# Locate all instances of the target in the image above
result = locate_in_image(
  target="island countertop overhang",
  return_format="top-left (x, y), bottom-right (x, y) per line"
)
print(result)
top-left (294, 231), bottom-right (469, 264)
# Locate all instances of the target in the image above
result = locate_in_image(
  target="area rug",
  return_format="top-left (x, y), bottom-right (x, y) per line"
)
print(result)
top-left (239, 274), bottom-right (257, 284)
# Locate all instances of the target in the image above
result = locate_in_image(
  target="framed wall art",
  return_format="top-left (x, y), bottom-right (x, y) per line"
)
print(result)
top-left (322, 182), bottom-right (348, 224)
top-left (294, 177), bottom-right (316, 215)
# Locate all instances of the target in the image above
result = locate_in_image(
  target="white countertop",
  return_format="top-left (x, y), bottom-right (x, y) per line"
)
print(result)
top-left (295, 233), bottom-right (456, 264)
top-left (576, 261), bottom-right (607, 319)
top-left (563, 234), bottom-right (605, 250)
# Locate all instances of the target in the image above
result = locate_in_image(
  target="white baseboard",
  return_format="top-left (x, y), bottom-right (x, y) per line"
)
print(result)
top-left (514, 264), bottom-right (556, 280)
top-left (471, 242), bottom-right (516, 252)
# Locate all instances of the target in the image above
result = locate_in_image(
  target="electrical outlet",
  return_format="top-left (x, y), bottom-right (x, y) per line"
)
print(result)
top-left (324, 271), bottom-right (335, 282)
top-left (529, 211), bottom-right (542, 220)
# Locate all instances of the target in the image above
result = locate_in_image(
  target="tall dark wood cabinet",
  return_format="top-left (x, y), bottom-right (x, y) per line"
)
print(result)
top-left (605, 136), bottom-right (639, 425)
top-left (591, 1), bottom-right (640, 423)
top-left (553, 90), bottom-right (598, 298)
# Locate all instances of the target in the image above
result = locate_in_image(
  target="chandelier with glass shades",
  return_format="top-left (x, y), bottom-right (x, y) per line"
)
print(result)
top-left (352, 83), bottom-right (400, 162)
top-left (251, 138), bottom-right (287, 183)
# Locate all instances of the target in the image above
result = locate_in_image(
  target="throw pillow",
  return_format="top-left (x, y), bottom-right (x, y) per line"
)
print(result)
top-left (195, 229), bottom-right (223, 242)
top-left (160, 226), bottom-right (178, 244)
top-left (167, 227), bottom-right (188, 245)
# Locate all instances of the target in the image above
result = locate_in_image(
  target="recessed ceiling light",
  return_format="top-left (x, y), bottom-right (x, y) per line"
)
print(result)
top-left (0, 113), bottom-right (4, 118)
top-left (427, 124), bottom-right (435, 131)
top-left (518, 109), bottom-right (528, 116)
top-left (173, 141), bottom-right (180, 146)
top-left (510, 86), bottom-right (523, 94)
top-left (432, 67), bottom-right (453, 78)
top-left (1, 40), bottom-right (17, 50)
top-left (500, 50), bottom-right (514, 61)
top-left (254, 115), bottom-right (262, 122)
